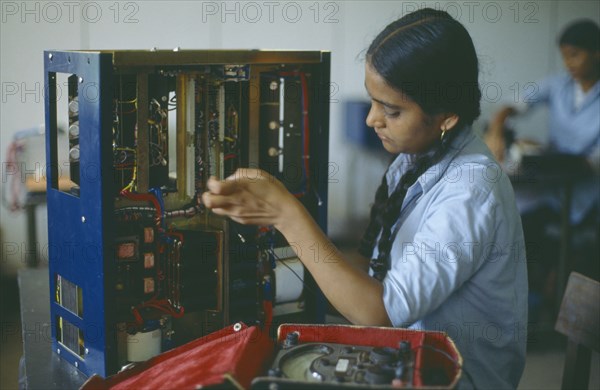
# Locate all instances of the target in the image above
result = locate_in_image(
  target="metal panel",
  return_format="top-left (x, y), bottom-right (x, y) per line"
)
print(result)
top-left (45, 50), bottom-right (115, 377)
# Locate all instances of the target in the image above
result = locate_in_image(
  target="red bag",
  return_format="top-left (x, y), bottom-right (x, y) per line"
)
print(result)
top-left (81, 323), bottom-right (461, 389)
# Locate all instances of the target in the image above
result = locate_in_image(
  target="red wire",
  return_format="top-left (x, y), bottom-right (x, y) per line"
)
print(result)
top-left (280, 71), bottom-right (311, 195)
top-left (299, 72), bottom-right (311, 191)
top-left (120, 190), bottom-right (162, 229)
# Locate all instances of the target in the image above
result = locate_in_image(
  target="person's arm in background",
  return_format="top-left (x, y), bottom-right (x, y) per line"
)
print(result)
top-left (485, 106), bottom-right (517, 162)
top-left (485, 76), bottom-right (555, 162)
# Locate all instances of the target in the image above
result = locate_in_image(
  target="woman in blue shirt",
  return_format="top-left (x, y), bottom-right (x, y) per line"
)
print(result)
top-left (487, 19), bottom-right (599, 223)
top-left (203, 9), bottom-right (527, 389)
top-left (486, 19), bottom-right (599, 319)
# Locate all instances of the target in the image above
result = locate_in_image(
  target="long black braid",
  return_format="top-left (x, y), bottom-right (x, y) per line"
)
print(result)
top-left (359, 129), bottom-right (461, 280)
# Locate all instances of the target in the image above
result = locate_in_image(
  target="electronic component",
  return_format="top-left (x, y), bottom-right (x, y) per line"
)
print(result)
top-left (45, 50), bottom-right (330, 377)
top-left (262, 338), bottom-right (416, 387)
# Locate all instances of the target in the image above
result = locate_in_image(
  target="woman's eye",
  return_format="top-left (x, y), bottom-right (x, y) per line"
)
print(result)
top-left (384, 110), bottom-right (400, 118)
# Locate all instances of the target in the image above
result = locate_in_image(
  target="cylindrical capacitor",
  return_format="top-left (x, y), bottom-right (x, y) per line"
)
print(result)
top-left (69, 145), bottom-right (80, 162)
top-left (69, 122), bottom-right (80, 140)
top-left (68, 97), bottom-right (79, 116)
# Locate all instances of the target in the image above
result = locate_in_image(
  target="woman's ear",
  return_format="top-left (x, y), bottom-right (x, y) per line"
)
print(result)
top-left (441, 114), bottom-right (459, 132)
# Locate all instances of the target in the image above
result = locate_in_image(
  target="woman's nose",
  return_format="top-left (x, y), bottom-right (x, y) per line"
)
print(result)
top-left (366, 104), bottom-right (383, 129)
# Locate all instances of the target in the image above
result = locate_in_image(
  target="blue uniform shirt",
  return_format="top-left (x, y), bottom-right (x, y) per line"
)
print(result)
top-left (373, 129), bottom-right (528, 389)
top-left (523, 73), bottom-right (600, 223)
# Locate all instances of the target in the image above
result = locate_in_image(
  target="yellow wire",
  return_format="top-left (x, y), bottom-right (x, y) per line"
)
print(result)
top-left (117, 97), bottom-right (137, 104)
top-left (122, 164), bottom-right (137, 192)
top-left (115, 147), bottom-right (136, 153)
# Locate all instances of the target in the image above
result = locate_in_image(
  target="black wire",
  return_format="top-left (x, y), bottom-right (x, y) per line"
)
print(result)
top-left (414, 344), bottom-right (459, 366)
top-left (413, 345), bottom-right (478, 390)
top-left (266, 248), bottom-right (319, 298)
top-left (233, 229), bottom-right (318, 299)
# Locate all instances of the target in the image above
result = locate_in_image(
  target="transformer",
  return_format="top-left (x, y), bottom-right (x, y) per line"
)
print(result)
top-left (44, 49), bottom-right (330, 377)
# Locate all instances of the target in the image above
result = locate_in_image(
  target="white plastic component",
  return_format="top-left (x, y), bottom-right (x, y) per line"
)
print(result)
top-left (274, 257), bottom-right (304, 303)
top-left (335, 358), bottom-right (350, 374)
top-left (126, 328), bottom-right (161, 362)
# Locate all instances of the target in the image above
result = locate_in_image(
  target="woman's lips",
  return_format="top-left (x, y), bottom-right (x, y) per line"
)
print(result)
top-left (375, 131), bottom-right (389, 141)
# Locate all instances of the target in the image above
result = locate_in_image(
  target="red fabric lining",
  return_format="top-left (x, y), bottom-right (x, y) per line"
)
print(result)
top-left (81, 323), bottom-right (273, 390)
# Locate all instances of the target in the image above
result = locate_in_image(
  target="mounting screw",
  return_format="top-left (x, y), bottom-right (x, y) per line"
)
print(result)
top-left (57, 348), bottom-right (61, 354)
top-left (283, 331), bottom-right (299, 348)
top-left (74, 361), bottom-right (79, 368)
top-left (78, 76), bottom-right (84, 84)
top-left (85, 348), bottom-right (90, 355)
top-left (81, 216), bottom-right (86, 223)
top-left (48, 53), bottom-right (53, 60)
top-left (268, 368), bottom-right (282, 377)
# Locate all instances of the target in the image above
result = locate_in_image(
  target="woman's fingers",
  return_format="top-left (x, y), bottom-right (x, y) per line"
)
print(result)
top-left (226, 168), bottom-right (275, 183)
top-left (208, 169), bottom-right (266, 194)
top-left (201, 192), bottom-right (236, 209)
top-left (209, 205), bottom-right (272, 226)
top-left (202, 168), bottom-right (290, 227)
top-left (207, 176), bottom-right (240, 195)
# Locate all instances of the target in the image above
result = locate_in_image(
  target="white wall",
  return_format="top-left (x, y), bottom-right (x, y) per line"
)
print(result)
top-left (1, 0), bottom-right (599, 273)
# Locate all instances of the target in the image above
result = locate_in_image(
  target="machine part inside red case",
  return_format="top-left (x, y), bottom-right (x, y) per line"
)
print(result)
top-left (251, 324), bottom-right (462, 389)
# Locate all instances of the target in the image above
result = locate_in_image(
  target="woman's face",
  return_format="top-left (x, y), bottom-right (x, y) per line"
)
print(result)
top-left (560, 44), bottom-right (600, 81)
top-left (364, 63), bottom-right (447, 154)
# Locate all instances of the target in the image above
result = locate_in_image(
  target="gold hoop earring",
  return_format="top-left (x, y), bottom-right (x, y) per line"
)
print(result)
top-left (440, 128), bottom-right (446, 142)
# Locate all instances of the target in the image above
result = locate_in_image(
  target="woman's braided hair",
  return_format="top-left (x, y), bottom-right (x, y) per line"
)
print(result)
top-left (359, 9), bottom-right (482, 280)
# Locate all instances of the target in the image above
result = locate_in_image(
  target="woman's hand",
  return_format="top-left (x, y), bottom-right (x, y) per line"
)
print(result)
top-left (201, 168), bottom-right (299, 229)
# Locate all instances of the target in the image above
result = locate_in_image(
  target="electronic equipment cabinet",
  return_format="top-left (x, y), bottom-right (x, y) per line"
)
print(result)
top-left (44, 49), bottom-right (330, 377)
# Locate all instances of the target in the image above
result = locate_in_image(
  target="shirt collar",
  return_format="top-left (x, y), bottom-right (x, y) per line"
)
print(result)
top-left (564, 75), bottom-right (600, 112)
top-left (578, 78), bottom-right (600, 110)
top-left (385, 127), bottom-right (473, 197)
